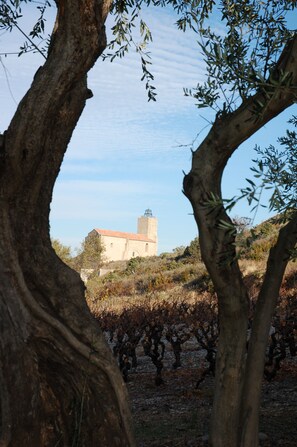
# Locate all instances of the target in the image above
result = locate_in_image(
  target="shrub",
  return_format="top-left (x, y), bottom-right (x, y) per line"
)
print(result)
top-left (125, 257), bottom-right (144, 275)
top-left (246, 234), bottom-right (278, 261)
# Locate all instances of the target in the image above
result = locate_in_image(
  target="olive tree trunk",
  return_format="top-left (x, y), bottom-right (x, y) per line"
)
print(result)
top-left (0, 1), bottom-right (135, 446)
top-left (183, 36), bottom-right (297, 447)
top-left (240, 213), bottom-right (297, 447)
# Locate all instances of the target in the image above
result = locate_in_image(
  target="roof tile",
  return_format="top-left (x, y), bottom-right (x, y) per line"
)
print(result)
top-left (94, 228), bottom-right (155, 243)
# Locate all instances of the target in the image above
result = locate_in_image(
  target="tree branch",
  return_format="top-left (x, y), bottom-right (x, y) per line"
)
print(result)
top-left (183, 33), bottom-right (297, 286)
top-left (189, 34), bottom-right (297, 186)
top-left (240, 212), bottom-right (297, 447)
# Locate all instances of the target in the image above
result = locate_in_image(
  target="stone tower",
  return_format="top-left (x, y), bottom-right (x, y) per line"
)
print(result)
top-left (137, 209), bottom-right (158, 243)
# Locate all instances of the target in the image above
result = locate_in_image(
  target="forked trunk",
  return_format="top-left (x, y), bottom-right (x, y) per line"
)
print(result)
top-left (183, 35), bottom-right (297, 447)
top-left (184, 165), bottom-right (249, 446)
top-left (0, 1), bottom-right (135, 445)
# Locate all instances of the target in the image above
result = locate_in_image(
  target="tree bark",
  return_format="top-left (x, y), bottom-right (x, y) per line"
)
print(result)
top-left (240, 213), bottom-right (297, 447)
top-left (0, 1), bottom-right (135, 446)
top-left (183, 35), bottom-right (297, 447)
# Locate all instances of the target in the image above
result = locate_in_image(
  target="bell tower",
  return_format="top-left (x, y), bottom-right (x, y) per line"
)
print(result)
top-left (137, 209), bottom-right (158, 243)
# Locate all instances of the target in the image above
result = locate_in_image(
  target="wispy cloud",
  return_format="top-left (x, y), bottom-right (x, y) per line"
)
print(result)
top-left (64, 8), bottom-right (207, 162)
top-left (0, 6), bottom-right (211, 252)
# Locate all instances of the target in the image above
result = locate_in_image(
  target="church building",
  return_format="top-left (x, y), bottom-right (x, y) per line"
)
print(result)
top-left (87, 209), bottom-right (158, 262)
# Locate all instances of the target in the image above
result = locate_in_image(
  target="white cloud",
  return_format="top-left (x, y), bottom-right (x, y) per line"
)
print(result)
top-left (60, 8), bottom-right (207, 161)
top-left (1, 5), bottom-right (207, 252)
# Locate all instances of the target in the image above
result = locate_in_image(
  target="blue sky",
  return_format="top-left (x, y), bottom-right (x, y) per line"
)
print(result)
top-left (0, 4), bottom-right (296, 254)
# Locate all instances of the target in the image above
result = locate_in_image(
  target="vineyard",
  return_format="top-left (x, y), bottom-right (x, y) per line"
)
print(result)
top-left (86, 229), bottom-right (297, 446)
top-left (94, 282), bottom-right (297, 385)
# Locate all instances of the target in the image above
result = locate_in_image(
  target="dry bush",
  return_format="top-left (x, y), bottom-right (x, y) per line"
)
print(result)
top-left (246, 234), bottom-right (278, 261)
top-left (86, 251), bottom-right (207, 308)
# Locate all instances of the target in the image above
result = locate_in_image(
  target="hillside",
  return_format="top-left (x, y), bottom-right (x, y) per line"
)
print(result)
top-left (85, 217), bottom-right (291, 313)
top-left (83, 220), bottom-right (297, 446)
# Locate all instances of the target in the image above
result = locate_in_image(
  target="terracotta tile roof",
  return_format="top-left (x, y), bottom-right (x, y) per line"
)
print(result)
top-left (94, 228), bottom-right (155, 243)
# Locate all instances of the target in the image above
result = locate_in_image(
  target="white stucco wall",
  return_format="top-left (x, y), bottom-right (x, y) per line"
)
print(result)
top-left (101, 235), bottom-right (156, 261)
top-left (137, 216), bottom-right (158, 242)
top-left (87, 212), bottom-right (158, 262)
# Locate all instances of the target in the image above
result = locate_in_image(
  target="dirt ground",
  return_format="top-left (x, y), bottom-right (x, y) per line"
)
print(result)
top-left (126, 342), bottom-right (297, 447)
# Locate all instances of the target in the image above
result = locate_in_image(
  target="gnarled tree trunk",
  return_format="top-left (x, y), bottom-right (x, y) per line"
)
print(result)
top-left (183, 36), bottom-right (297, 447)
top-left (0, 1), bottom-right (135, 445)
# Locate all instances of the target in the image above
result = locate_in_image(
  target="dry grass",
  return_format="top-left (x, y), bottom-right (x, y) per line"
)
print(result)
top-left (88, 285), bottom-right (207, 316)
top-left (239, 258), bottom-right (266, 276)
top-left (85, 223), bottom-right (297, 316)
top-left (86, 254), bottom-right (208, 314)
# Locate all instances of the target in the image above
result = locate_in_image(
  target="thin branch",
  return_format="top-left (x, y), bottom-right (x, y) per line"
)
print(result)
top-left (14, 23), bottom-right (47, 60)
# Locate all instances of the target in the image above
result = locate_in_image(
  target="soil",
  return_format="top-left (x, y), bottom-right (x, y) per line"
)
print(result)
top-left (125, 341), bottom-right (297, 447)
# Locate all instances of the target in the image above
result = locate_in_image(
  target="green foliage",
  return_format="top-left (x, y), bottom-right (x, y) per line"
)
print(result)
top-left (144, 272), bottom-right (173, 292)
top-left (182, 0), bottom-right (296, 114)
top-left (172, 265), bottom-right (196, 283)
top-left (256, 221), bottom-right (276, 237)
top-left (103, 3), bottom-right (156, 101)
top-left (224, 117), bottom-right (297, 237)
top-left (250, 117), bottom-right (297, 217)
top-left (125, 256), bottom-right (144, 274)
top-left (77, 233), bottom-right (105, 271)
top-left (0, 0), bottom-right (51, 58)
top-left (185, 270), bottom-right (214, 293)
top-left (236, 218), bottom-right (281, 261)
top-left (4, 0), bottom-right (296, 110)
top-left (51, 238), bottom-right (73, 266)
top-left (87, 275), bottom-right (135, 302)
top-left (105, 0), bottom-right (228, 102)
top-left (246, 235), bottom-right (278, 261)
top-left (172, 245), bottom-right (186, 256)
top-left (183, 236), bottom-right (201, 261)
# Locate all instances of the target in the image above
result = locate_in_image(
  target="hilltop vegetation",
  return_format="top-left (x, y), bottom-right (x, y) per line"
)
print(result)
top-left (83, 216), bottom-right (290, 312)
top-left (50, 216), bottom-right (294, 314)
